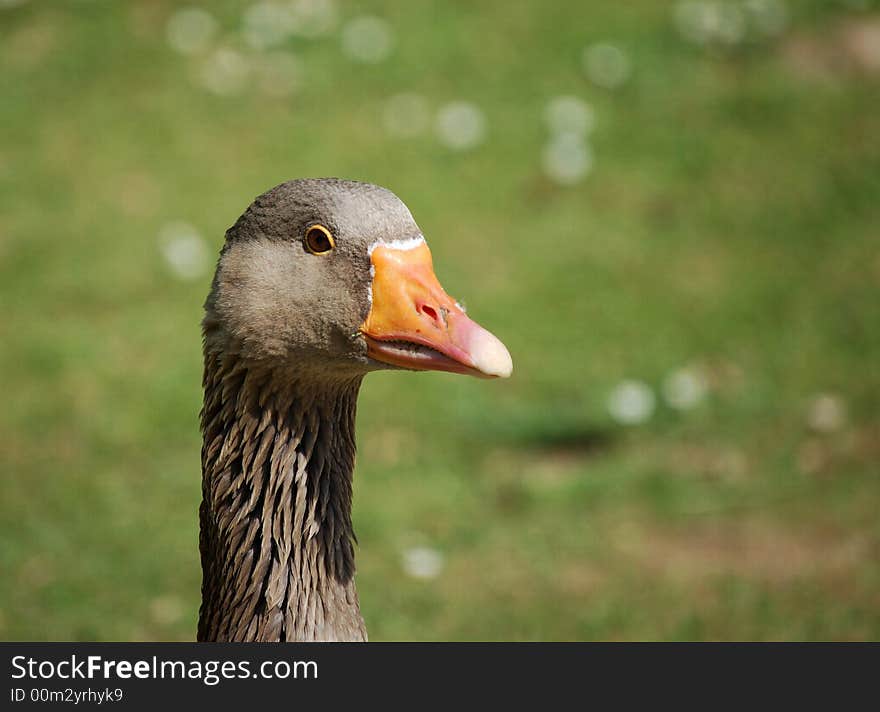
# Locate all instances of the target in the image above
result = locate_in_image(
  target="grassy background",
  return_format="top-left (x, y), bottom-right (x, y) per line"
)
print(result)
top-left (1, 0), bottom-right (879, 640)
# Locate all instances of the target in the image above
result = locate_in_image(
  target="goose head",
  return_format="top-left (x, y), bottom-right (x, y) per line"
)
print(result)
top-left (204, 178), bottom-right (512, 381)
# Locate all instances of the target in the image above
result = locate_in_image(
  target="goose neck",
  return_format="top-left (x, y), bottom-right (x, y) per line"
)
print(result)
top-left (198, 358), bottom-right (366, 641)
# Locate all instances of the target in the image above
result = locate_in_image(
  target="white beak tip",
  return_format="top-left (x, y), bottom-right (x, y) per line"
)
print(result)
top-left (469, 330), bottom-right (513, 379)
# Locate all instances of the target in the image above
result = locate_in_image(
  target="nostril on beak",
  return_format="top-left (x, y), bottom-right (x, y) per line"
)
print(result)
top-left (418, 304), bottom-right (444, 328)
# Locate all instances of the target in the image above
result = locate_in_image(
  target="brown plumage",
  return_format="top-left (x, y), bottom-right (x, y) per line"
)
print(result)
top-left (197, 179), bottom-right (511, 641)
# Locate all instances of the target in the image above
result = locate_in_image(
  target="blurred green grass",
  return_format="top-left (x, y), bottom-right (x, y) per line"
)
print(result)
top-left (1, 0), bottom-right (879, 640)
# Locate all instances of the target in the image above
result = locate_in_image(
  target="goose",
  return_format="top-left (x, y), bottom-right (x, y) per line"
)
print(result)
top-left (198, 178), bottom-right (512, 641)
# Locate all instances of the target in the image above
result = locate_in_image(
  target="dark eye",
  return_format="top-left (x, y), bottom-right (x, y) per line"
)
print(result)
top-left (304, 225), bottom-right (335, 255)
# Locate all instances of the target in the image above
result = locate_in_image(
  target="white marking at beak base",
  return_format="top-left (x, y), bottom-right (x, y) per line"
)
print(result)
top-left (367, 234), bottom-right (426, 256)
top-left (365, 234), bottom-right (426, 304)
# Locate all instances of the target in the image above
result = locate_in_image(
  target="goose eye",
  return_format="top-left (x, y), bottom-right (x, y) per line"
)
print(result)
top-left (304, 225), bottom-right (335, 255)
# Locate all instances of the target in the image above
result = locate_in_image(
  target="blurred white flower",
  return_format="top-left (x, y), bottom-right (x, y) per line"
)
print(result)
top-left (674, 1), bottom-right (747, 46)
top-left (744, 0), bottom-right (788, 36)
top-left (674, 1), bottom-right (713, 44)
top-left (383, 93), bottom-right (430, 138)
top-left (543, 95), bottom-right (595, 136)
top-left (401, 547), bottom-right (444, 580)
top-left (158, 221), bottom-right (210, 281)
top-left (288, 0), bottom-right (338, 37)
top-left (807, 394), bottom-right (847, 433)
top-left (253, 51), bottom-right (301, 96)
top-left (435, 101), bottom-right (487, 151)
top-left (166, 7), bottom-right (219, 55)
top-left (341, 15), bottom-right (394, 64)
top-left (714, 2), bottom-right (747, 44)
top-left (662, 366), bottom-right (709, 410)
top-left (582, 42), bottom-right (632, 89)
top-left (608, 380), bottom-right (656, 425)
top-left (542, 132), bottom-right (593, 185)
top-left (242, 1), bottom-right (296, 50)
top-left (196, 48), bottom-right (250, 95)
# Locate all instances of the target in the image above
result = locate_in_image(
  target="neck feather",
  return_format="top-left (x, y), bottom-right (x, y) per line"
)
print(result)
top-left (197, 352), bottom-right (366, 641)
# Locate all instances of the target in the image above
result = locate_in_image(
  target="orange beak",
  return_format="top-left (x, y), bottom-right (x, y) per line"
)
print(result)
top-left (360, 241), bottom-right (512, 379)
